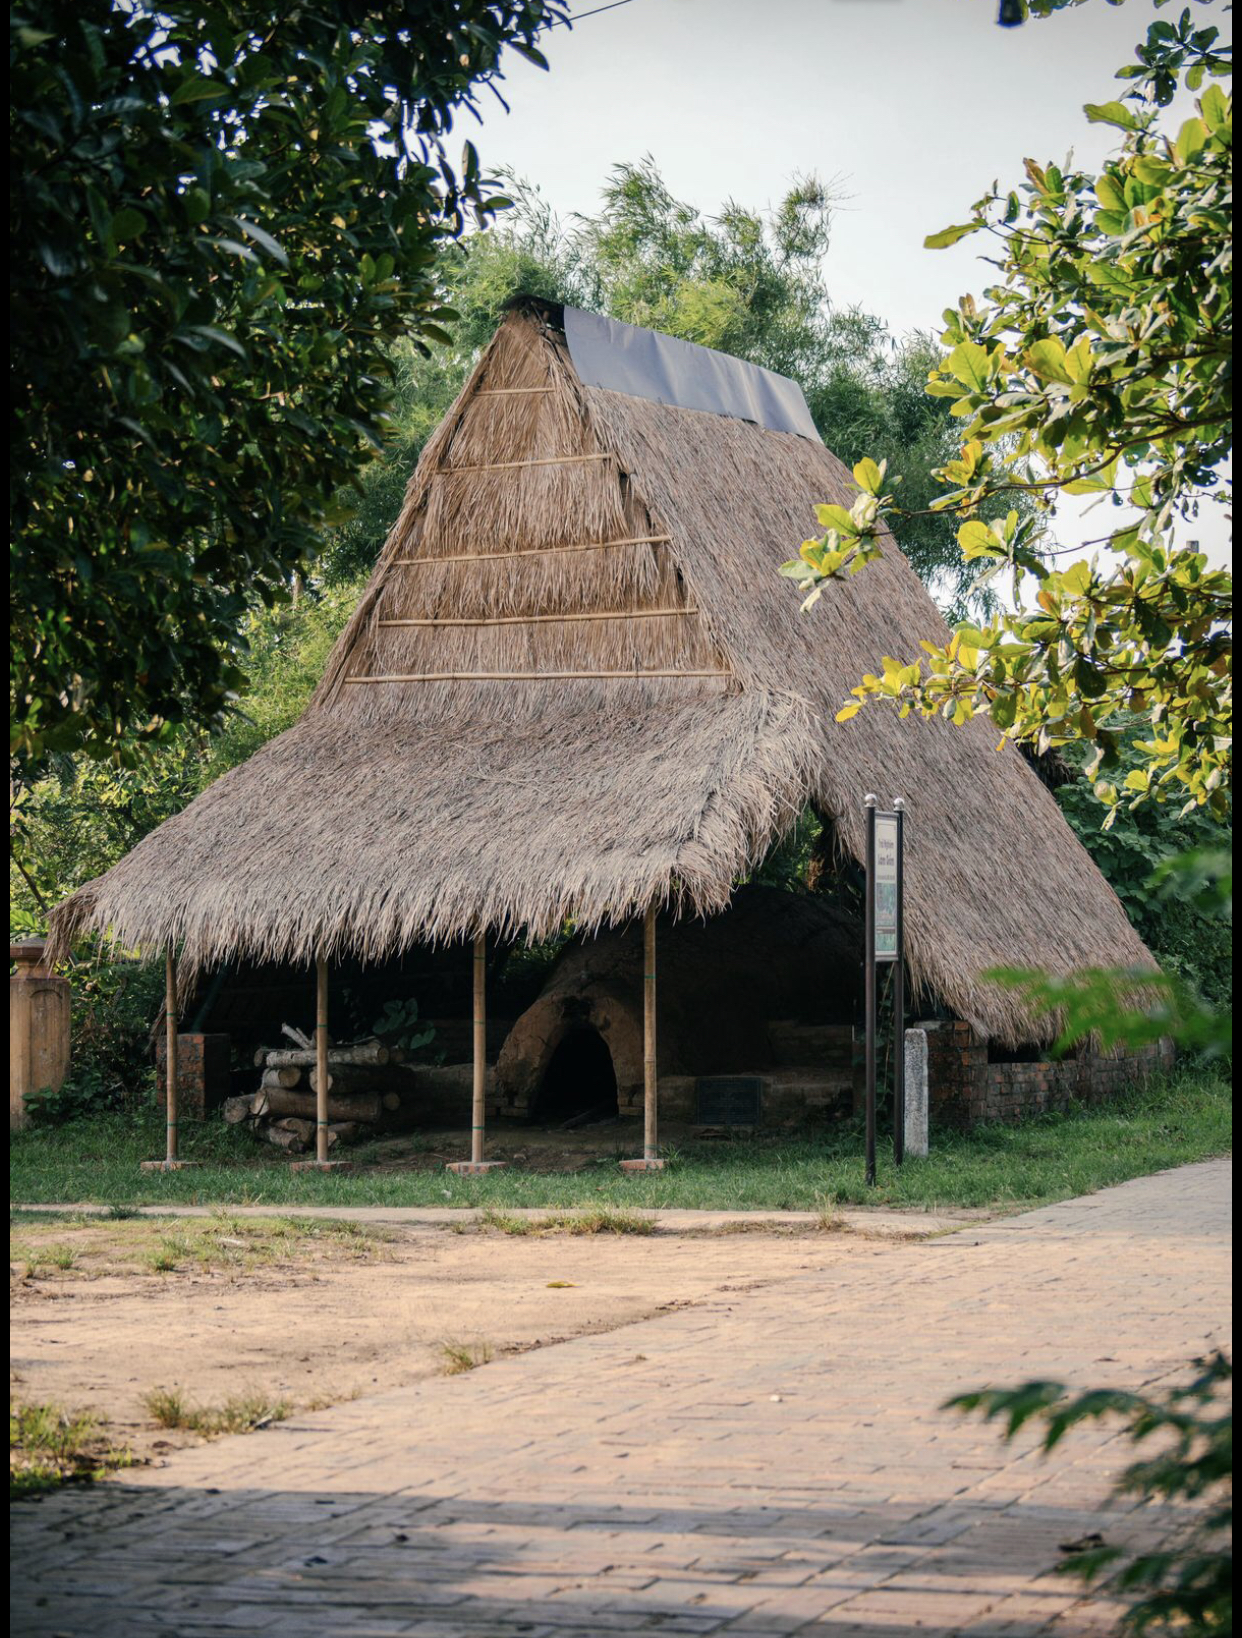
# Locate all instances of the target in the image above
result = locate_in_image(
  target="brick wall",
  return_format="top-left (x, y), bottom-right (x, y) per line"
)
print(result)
top-left (154, 1032), bottom-right (232, 1119)
top-left (919, 1019), bottom-right (1174, 1128)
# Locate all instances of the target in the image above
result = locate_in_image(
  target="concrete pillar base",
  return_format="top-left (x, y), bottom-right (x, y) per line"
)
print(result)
top-left (139, 1159), bottom-right (204, 1172)
top-left (619, 1157), bottom-right (665, 1172)
top-left (445, 1160), bottom-right (508, 1175)
top-left (288, 1159), bottom-right (355, 1173)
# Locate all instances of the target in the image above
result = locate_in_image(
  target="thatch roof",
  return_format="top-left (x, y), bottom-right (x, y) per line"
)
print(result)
top-left (50, 302), bottom-right (1154, 1044)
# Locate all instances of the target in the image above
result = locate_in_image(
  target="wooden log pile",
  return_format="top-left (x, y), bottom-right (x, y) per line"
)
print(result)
top-left (224, 1031), bottom-right (416, 1155)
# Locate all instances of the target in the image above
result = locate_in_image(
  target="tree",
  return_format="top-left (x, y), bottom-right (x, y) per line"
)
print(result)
top-left (783, 7), bottom-right (1231, 827)
top-left (9, 0), bottom-right (568, 767)
top-left (321, 161), bottom-right (982, 609)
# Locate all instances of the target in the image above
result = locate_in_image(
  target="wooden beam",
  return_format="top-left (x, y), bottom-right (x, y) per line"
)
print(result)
top-left (393, 535), bottom-right (671, 568)
top-left (344, 668), bottom-right (731, 684)
top-left (377, 607), bottom-right (698, 629)
top-left (435, 453), bottom-right (613, 476)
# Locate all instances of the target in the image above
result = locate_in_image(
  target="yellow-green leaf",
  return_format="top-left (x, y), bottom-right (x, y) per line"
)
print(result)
top-left (1026, 338), bottom-right (1072, 384)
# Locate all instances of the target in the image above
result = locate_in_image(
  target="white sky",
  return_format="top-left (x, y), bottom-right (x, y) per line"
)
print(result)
top-left (468, 0), bottom-right (1232, 566)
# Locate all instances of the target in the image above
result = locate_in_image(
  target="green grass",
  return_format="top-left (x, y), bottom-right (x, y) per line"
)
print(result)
top-left (480, 1206), bottom-right (656, 1235)
top-left (8, 1070), bottom-right (1231, 1215)
top-left (10, 1211), bottom-right (392, 1281)
top-left (142, 1387), bottom-right (290, 1437)
top-left (438, 1340), bottom-right (495, 1375)
top-left (10, 1400), bottom-right (135, 1498)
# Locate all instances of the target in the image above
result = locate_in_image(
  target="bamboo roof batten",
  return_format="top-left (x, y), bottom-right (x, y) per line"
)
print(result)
top-left (437, 452), bottom-right (615, 476)
top-left (377, 608), bottom-right (699, 629)
top-left (393, 534), bottom-right (672, 567)
top-left (343, 668), bottom-right (733, 684)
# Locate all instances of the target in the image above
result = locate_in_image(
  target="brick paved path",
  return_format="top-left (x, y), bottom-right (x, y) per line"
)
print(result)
top-left (12, 1161), bottom-right (1231, 1638)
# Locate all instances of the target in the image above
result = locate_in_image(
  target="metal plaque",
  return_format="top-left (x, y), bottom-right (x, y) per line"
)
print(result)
top-left (873, 812), bottom-right (899, 962)
top-left (695, 1076), bottom-right (763, 1127)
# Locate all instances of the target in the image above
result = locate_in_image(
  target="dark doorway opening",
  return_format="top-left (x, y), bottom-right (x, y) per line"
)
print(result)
top-left (535, 1027), bottom-right (618, 1124)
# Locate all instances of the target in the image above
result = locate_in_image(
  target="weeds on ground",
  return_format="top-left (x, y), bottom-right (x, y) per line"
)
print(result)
top-left (815, 1198), bottom-right (848, 1232)
top-left (10, 1400), bottom-right (135, 1499)
top-left (480, 1207), bottom-right (655, 1236)
top-left (143, 1387), bottom-right (290, 1437)
top-left (11, 1212), bottom-right (392, 1281)
top-left (438, 1341), bottom-right (495, 1375)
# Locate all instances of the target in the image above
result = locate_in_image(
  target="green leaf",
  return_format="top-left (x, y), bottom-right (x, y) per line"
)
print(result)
top-left (924, 221), bottom-right (981, 250)
top-left (945, 342), bottom-right (991, 393)
top-left (1083, 100), bottom-right (1139, 131)
top-left (230, 218), bottom-right (288, 267)
top-left (813, 503), bottom-right (858, 536)
top-left (1025, 338), bottom-right (1073, 385)
top-left (110, 207), bottom-right (146, 241)
top-left (958, 521), bottom-right (1004, 560)
top-left (171, 77), bottom-right (231, 105)
top-left (1199, 84), bottom-right (1229, 134)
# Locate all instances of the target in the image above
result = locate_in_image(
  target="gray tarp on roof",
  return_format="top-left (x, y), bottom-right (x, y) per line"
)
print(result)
top-left (563, 305), bottom-right (821, 441)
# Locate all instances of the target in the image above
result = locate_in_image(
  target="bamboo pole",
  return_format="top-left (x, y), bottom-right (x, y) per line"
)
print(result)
top-left (344, 668), bottom-right (731, 685)
top-left (315, 956), bottom-right (329, 1165)
top-left (435, 452), bottom-right (613, 476)
top-left (445, 934), bottom-right (504, 1173)
top-left (393, 535), bottom-right (671, 567)
top-left (472, 932), bottom-right (486, 1165)
top-left (644, 905), bottom-right (658, 1162)
top-left (474, 386), bottom-right (554, 396)
top-left (377, 607), bottom-right (697, 629)
top-left (165, 948), bottom-right (178, 1165)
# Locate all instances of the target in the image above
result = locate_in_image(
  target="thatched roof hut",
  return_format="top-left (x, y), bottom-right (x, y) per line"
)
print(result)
top-left (49, 300), bottom-right (1153, 1047)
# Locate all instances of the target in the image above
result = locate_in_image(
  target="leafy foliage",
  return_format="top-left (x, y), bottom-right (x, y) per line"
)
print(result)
top-left (370, 997), bottom-right (436, 1055)
top-left (10, 0), bottom-right (567, 767)
top-left (1055, 733), bottom-right (1232, 1014)
top-left (783, 12), bottom-right (1232, 824)
top-left (950, 1352), bottom-right (1232, 1635)
top-left (10, 578), bottom-right (366, 936)
top-left (22, 952), bottom-right (165, 1125)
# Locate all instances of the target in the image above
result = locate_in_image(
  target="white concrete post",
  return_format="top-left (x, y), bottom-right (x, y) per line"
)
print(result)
top-left (904, 1027), bottom-right (929, 1158)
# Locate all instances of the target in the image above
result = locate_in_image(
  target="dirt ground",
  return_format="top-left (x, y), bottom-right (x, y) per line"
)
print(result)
top-left (351, 1116), bottom-right (720, 1171)
top-left (10, 1212), bottom-right (849, 1471)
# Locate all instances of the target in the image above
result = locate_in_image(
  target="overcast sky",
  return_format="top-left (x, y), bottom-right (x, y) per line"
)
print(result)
top-left (468, 0), bottom-right (1231, 564)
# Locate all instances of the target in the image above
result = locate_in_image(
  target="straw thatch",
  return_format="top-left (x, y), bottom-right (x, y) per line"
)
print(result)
top-left (49, 302), bottom-right (1154, 1044)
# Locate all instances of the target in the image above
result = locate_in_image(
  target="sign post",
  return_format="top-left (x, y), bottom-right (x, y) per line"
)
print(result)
top-left (863, 794), bottom-right (907, 1183)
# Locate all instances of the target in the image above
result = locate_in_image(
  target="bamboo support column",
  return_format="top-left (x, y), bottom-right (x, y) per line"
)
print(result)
top-left (288, 956), bottom-right (352, 1171)
top-left (139, 948), bottom-right (200, 1170)
top-left (165, 948), bottom-right (179, 1164)
top-left (472, 933), bottom-right (486, 1164)
top-left (316, 956), bottom-right (330, 1164)
top-left (621, 904), bottom-right (665, 1172)
top-left (644, 906), bottom-right (658, 1159)
top-left (446, 931), bottom-right (505, 1174)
